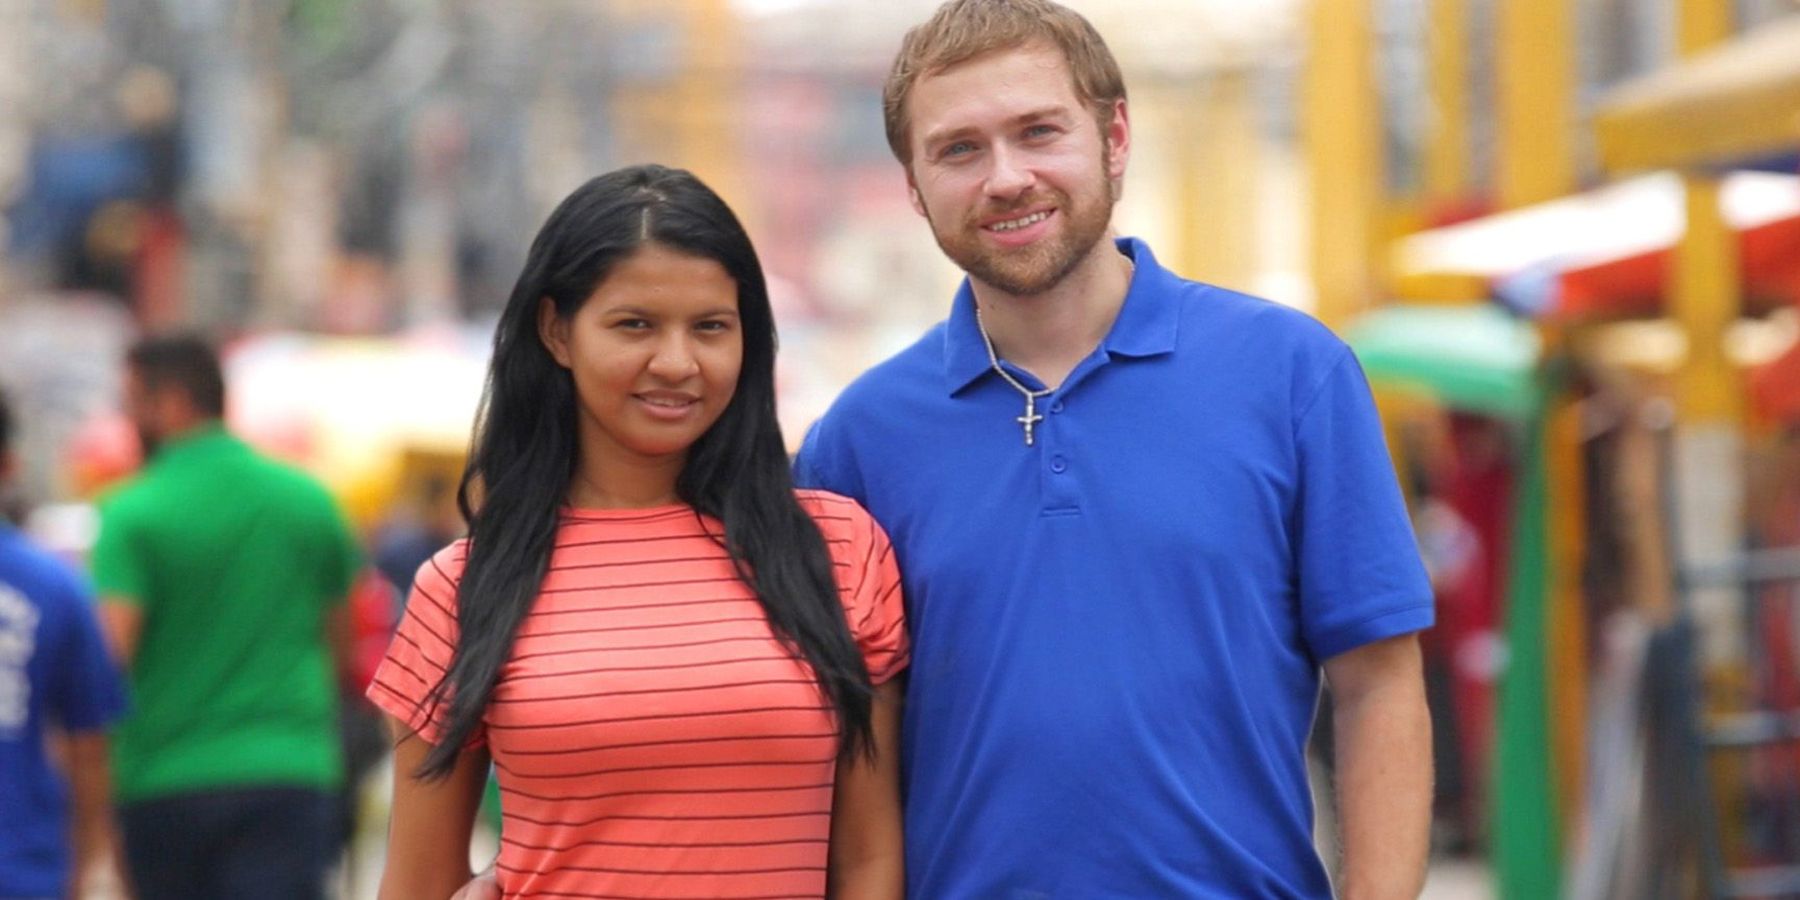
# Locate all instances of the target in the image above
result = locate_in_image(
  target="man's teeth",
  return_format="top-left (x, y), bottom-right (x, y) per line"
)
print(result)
top-left (990, 211), bottom-right (1049, 232)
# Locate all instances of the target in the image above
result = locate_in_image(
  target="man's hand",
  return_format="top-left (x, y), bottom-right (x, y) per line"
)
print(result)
top-left (450, 870), bottom-right (499, 900)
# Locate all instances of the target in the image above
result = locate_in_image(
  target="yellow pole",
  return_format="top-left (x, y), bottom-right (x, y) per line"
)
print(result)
top-left (1674, 176), bottom-right (1741, 425)
top-left (606, 0), bottom-right (744, 210)
top-left (1304, 0), bottom-right (1381, 331)
top-left (1546, 386), bottom-right (1587, 830)
top-left (1678, 0), bottom-right (1734, 55)
top-left (1669, 2), bottom-right (1743, 669)
top-left (1668, 0), bottom-right (1746, 858)
top-left (1495, 0), bottom-right (1575, 209)
top-left (1179, 67), bottom-right (1258, 292)
top-left (1423, 0), bottom-right (1470, 205)
top-left (675, 0), bottom-right (745, 209)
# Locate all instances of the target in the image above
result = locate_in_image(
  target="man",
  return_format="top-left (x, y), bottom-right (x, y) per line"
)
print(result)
top-left (91, 335), bottom-right (361, 899)
top-left (0, 389), bottom-right (128, 899)
top-left (793, 1), bottom-right (1434, 897)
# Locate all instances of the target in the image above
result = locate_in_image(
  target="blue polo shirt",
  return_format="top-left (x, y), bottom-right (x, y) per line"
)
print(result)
top-left (0, 526), bottom-right (127, 898)
top-left (795, 238), bottom-right (1433, 898)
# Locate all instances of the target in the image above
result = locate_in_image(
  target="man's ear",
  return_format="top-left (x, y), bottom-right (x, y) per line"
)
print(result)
top-left (1104, 99), bottom-right (1131, 183)
top-left (538, 298), bottom-right (571, 368)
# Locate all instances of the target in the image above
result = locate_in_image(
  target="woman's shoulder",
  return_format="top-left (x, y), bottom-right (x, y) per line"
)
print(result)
top-left (412, 538), bottom-right (472, 595)
top-left (794, 488), bottom-right (887, 548)
top-left (793, 488), bottom-right (873, 527)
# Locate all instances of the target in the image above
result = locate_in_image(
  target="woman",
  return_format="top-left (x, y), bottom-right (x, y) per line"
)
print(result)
top-left (368, 165), bottom-right (906, 900)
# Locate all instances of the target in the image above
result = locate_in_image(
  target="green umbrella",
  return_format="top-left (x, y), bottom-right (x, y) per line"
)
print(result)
top-left (1345, 304), bottom-right (1544, 421)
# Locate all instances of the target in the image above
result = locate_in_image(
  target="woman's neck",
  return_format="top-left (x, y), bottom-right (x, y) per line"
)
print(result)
top-left (566, 460), bottom-right (684, 510)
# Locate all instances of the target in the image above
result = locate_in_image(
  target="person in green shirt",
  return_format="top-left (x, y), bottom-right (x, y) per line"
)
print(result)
top-left (91, 334), bottom-right (361, 900)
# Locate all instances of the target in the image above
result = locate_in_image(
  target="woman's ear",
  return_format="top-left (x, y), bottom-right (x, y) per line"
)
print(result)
top-left (538, 297), bottom-right (571, 368)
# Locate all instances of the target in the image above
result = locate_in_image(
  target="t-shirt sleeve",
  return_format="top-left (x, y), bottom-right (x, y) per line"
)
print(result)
top-left (837, 504), bottom-right (908, 685)
top-left (365, 544), bottom-right (481, 748)
top-left (1293, 348), bottom-right (1435, 660)
top-left (48, 577), bottom-right (128, 732)
top-left (89, 500), bottom-right (149, 605)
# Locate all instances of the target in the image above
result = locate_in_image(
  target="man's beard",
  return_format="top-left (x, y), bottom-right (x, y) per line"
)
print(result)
top-left (927, 179), bottom-right (1115, 298)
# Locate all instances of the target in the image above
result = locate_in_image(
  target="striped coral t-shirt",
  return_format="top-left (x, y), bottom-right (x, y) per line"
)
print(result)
top-left (367, 490), bottom-right (907, 899)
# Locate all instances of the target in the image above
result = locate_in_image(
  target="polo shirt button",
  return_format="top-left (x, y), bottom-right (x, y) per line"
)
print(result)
top-left (1050, 456), bottom-right (1067, 473)
top-left (1050, 401), bottom-right (1065, 414)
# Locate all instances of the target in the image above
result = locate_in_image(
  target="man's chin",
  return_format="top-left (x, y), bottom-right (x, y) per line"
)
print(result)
top-left (966, 248), bottom-right (1082, 297)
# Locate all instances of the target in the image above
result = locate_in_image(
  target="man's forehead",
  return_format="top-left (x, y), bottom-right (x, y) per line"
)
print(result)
top-left (909, 44), bottom-right (1081, 132)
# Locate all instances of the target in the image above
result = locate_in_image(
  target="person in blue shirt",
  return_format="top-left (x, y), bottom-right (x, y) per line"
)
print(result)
top-left (0, 388), bottom-right (129, 899)
top-left (791, 1), bottom-right (1436, 897)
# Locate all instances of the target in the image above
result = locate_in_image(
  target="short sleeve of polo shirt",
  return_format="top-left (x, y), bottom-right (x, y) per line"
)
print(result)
top-left (48, 573), bottom-right (128, 731)
top-left (807, 494), bottom-right (907, 685)
top-left (366, 542), bottom-right (474, 748)
top-left (1293, 348), bottom-right (1434, 659)
top-left (89, 500), bottom-right (150, 606)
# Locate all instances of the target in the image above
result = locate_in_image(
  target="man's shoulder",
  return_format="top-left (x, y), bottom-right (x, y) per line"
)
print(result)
top-left (95, 470), bottom-right (164, 523)
top-left (820, 321), bottom-right (950, 420)
top-left (235, 445), bottom-right (345, 513)
top-left (1175, 279), bottom-right (1340, 348)
top-left (1166, 279), bottom-right (1351, 382)
top-left (0, 530), bottom-right (86, 606)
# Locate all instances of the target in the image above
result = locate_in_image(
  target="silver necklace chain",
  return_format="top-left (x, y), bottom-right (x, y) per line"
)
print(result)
top-left (974, 304), bottom-right (1052, 447)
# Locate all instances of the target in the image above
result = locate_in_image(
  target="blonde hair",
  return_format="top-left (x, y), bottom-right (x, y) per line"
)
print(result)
top-left (882, 0), bottom-right (1127, 166)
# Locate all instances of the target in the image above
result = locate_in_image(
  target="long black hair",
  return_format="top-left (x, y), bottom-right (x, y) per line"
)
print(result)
top-left (415, 165), bottom-right (873, 778)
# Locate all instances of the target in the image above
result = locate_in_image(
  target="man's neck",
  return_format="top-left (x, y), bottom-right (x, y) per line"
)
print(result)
top-left (971, 234), bottom-right (1132, 390)
top-left (162, 418), bottom-right (222, 445)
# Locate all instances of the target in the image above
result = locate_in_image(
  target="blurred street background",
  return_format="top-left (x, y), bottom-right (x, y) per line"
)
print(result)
top-left (5, 0), bottom-right (1800, 897)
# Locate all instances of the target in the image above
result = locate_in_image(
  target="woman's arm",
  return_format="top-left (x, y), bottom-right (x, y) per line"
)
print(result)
top-left (378, 716), bottom-right (492, 900)
top-left (828, 678), bottom-right (904, 900)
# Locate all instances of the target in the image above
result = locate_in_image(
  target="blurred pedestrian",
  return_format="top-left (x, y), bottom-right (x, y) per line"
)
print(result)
top-left (0, 388), bottom-right (129, 899)
top-left (91, 335), bottom-right (362, 900)
top-left (370, 165), bottom-right (906, 900)
top-left (372, 471), bottom-right (463, 600)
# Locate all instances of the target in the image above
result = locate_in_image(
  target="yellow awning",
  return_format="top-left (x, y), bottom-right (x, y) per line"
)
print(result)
top-left (1595, 15), bottom-right (1800, 173)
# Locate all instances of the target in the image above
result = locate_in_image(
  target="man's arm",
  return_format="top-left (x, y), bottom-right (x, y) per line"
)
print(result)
top-left (61, 729), bottom-right (126, 897)
top-left (96, 597), bottom-right (143, 668)
top-left (1323, 632), bottom-right (1431, 900)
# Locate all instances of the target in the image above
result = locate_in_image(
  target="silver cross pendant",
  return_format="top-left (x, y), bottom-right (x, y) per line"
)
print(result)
top-left (1017, 395), bottom-right (1044, 446)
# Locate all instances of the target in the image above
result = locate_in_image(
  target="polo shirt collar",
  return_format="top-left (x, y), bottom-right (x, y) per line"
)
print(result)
top-left (942, 236), bottom-right (1181, 395)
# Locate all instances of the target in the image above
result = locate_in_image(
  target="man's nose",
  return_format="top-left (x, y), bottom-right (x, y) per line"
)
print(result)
top-left (984, 143), bottom-right (1034, 199)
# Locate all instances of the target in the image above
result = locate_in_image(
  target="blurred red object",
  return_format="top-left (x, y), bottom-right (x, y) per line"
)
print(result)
top-left (344, 569), bottom-right (399, 696)
top-left (65, 412), bottom-right (141, 497)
